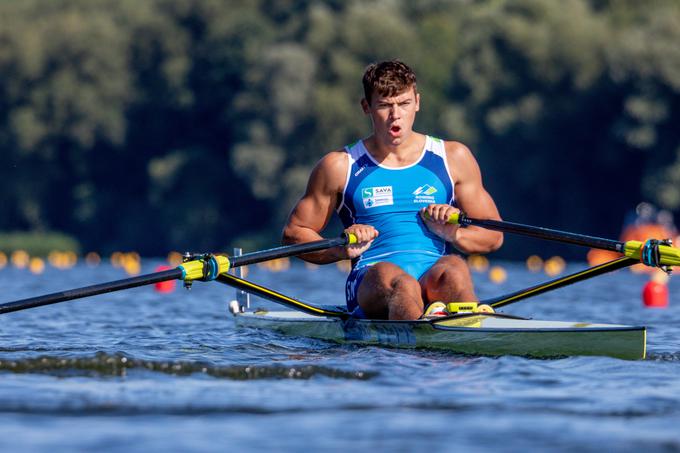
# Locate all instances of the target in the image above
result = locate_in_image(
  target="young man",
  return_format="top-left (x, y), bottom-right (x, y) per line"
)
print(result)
top-left (282, 60), bottom-right (503, 320)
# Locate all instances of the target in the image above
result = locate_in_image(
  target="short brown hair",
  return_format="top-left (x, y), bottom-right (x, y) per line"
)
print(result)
top-left (362, 60), bottom-right (417, 104)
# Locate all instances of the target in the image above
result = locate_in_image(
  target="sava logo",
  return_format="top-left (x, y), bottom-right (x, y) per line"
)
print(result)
top-left (412, 184), bottom-right (437, 203)
top-left (362, 186), bottom-right (393, 208)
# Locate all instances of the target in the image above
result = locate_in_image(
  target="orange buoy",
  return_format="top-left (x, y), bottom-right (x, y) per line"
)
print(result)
top-left (544, 256), bottom-right (566, 277)
top-left (526, 255), bottom-right (543, 272)
top-left (85, 252), bottom-right (101, 267)
top-left (467, 255), bottom-right (489, 272)
top-left (154, 265), bottom-right (176, 293)
top-left (29, 257), bottom-right (45, 274)
top-left (586, 248), bottom-right (621, 267)
top-left (642, 277), bottom-right (668, 308)
top-left (489, 266), bottom-right (507, 284)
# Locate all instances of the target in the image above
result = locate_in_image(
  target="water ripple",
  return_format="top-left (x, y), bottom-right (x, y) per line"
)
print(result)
top-left (0, 352), bottom-right (377, 381)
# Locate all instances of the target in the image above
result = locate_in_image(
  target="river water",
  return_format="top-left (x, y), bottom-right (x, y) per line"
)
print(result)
top-left (0, 259), bottom-right (679, 452)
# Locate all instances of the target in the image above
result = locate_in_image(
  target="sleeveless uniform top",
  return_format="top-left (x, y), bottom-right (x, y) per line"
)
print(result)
top-left (337, 135), bottom-right (455, 270)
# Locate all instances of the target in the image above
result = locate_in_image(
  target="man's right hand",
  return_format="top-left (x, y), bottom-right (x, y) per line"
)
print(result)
top-left (344, 224), bottom-right (378, 259)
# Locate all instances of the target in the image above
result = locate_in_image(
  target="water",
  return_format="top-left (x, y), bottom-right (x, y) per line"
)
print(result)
top-left (1, 260), bottom-right (679, 452)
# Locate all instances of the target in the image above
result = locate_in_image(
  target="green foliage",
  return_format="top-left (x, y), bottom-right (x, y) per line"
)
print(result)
top-left (0, 0), bottom-right (679, 257)
top-left (0, 231), bottom-right (80, 256)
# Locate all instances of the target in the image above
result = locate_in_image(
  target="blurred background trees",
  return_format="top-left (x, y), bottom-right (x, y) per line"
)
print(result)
top-left (1, 0), bottom-right (679, 257)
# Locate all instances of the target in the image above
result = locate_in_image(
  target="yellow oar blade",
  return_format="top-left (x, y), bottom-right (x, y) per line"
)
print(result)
top-left (623, 241), bottom-right (680, 267)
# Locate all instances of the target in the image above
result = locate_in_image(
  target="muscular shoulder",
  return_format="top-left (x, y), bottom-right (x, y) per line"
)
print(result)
top-left (443, 141), bottom-right (480, 183)
top-left (308, 149), bottom-right (348, 194)
top-left (443, 140), bottom-right (474, 163)
top-left (317, 149), bottom-right (347, 174)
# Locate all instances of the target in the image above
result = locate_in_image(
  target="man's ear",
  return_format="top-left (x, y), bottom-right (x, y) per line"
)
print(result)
top-left (361, 98), bottom-right (370, 114)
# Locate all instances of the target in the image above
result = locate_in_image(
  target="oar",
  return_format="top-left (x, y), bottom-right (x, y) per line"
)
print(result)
top-left (227, 235), bottom-right (355, 267)
top-left (218, 273), bottom-right (349, 319)
top-left (482, 256), bottom-right (637, 309)
top-left (0, 234), bottom-right (356, 315)
top-left (445, 212), bottom-right (680, 269)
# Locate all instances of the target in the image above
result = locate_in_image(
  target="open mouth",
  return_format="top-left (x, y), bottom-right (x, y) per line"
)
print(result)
top-left (390, 125), bottom-right (401, 135)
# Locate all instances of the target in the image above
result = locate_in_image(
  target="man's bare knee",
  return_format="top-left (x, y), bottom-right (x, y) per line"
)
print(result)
top-left (386, 274), bottom-right (423, 320)
top-left (421, 255), bottom-right (476, 303)
top-left (423, 256), bottom-right (470, 286)
top-left (358, 262), bottom-right (423, 319)
top-left (388, 273), bottom-right (421, 299)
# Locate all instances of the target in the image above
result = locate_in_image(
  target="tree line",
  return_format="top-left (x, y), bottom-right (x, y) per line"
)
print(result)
top-left (1, 0), bottom-right (679, 257)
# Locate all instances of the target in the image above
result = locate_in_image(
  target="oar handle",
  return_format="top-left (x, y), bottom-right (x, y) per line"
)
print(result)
top-left (228, 233), bottom-right (356, 268)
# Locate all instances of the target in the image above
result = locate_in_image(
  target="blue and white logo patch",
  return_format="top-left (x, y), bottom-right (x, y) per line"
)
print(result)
top-left (362, 186), bottom-right (393, 209)
top-left (412, 184), bottom-right (437, 203)
top-left (413, 184), bottom-right (437, 196)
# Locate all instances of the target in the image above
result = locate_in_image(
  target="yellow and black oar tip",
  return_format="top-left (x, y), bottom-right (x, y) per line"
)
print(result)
top-left (420, 210), bottom-right (464, 225)
top-left (447, 212), bottom-right (462, 225)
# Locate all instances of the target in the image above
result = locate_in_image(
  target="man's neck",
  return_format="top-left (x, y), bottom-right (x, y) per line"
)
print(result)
top-left (364, 132), bottom-right (425, 167)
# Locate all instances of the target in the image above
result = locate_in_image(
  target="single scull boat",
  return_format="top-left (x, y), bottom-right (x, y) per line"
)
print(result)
top-left (231, 308), bottom-right (646, 360)
top-left (224, 268), bottom-right (647, 360)
top-left (219, 212), bottom-right (678, 360)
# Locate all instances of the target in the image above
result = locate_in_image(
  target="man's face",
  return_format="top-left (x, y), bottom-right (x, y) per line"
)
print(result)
top-left (362, 86), bottom-right (420, 146)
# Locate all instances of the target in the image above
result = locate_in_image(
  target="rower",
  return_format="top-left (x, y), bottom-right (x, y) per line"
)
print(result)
top-left (282, 60), bottom-right (503, 321)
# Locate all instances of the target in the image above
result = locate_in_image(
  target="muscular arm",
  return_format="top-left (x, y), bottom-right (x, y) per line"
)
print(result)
top-left (283, 151), bottom-right (378, 264)
top-left (448, 142), bottom-right (503, 254)
top-left (422, 142), bottom-right (503, 254)
top-left (282, 151), bottom-right (348, 264)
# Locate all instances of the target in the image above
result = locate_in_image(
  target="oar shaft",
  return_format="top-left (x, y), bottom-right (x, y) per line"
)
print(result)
top-left (217, 273), bottom-right (347, 318)
top-left (483, 257), bottom-right (636, 309)
top-left (457, 215), bottom-right (624, 252)
top-left (0, 269), bottom-right (183, 315)
top-left (229, 235), bottom-right (352, 268)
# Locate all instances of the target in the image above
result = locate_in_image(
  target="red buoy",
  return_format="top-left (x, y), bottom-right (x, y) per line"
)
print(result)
top-left (642, 279), bottom-right (668, 308)
top-left (154, 265), bottom-right (176, 293)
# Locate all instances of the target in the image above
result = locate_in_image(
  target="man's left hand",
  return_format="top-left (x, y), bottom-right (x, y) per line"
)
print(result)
top-left (420, 204), bottom-right (460, 242)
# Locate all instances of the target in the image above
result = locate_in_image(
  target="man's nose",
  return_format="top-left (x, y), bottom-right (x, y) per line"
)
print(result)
top-left (389, 104), bottom-right (400, 119)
